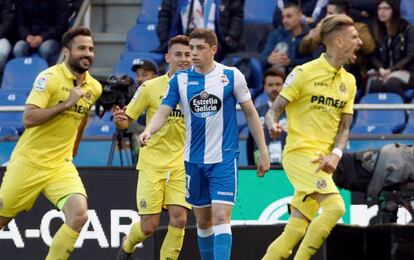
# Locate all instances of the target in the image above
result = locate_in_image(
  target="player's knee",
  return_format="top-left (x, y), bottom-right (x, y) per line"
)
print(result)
top-left (170, 214), bottom-right (187, 229)
top-left (141, 221), bottom-right (157, 236)
top-left (72, 210), bottom-right (88, 229)
top-left (324, 196), bottom-right (345, 219)
top-left (213, 209), bottom-right (231, 225)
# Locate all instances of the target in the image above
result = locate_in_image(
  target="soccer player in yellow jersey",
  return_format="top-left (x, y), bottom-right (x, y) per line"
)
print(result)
top-left (113, 35), bottom-right (192, 260)
top-left (0, 27), bottom-right (101, 260)
top-left (263, 14), bottom-right (362, 260)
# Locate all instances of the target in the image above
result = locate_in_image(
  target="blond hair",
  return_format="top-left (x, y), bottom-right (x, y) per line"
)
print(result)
top-left (320, 14), bottom-right (354, 44)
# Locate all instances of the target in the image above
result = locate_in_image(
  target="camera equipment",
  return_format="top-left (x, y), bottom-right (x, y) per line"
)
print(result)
top-left (94, 75), bottom-right (137, 166)
top-left (95, 74), bottom-right (137, 118)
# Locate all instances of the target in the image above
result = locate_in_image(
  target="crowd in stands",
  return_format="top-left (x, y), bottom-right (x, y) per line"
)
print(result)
top-left (1, 0), bottom-right (414, 165)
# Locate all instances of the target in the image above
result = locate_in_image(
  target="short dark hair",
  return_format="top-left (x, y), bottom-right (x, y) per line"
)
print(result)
top-left (329, 0), bottom-right (349, 14)
top-left (168, 35), bottom-right (190, 49)
top-left (264, 68), bottom-right (285, 81)
top-left (189, 28), bottom-right (218, 47)
top-left (61, 26), bottom-right (93, 49)
top-left (284, 3), bottom-right (302, 13)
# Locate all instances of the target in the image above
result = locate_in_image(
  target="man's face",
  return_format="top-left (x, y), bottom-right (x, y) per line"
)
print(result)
top-left (166, 43), bottom-right (191, 73)
top-left (136, 68), bottom-right (156, 85)
top-left (65, 35), bottom-right (94, 74)
top-left (282, 7), bottom-right (302, 31)
top-left (264, 75), bottom-right (284, 102)
top-left (189, 38), bottom-right (216, 68)
top-left (339, 26), bottom-right (363, 65)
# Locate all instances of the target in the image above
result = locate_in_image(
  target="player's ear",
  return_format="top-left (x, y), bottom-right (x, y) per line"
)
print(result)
top-left (211, 44), bottom-right (218, 55)
top-left (63, 47), bottom-right (70, 60)
top-left (165, 53), bottom-right (170, 64)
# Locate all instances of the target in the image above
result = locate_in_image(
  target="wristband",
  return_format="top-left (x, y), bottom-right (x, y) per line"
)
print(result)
top-left (332, 148), bottom-right (343, 158)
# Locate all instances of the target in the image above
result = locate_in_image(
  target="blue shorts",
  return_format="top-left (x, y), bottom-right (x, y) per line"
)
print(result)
top-left (184, 157), bottom-right (238, 207)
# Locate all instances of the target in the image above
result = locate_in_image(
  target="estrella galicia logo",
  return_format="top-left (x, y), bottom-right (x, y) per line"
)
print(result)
top-left (189, 91), bottom-right (222, 118)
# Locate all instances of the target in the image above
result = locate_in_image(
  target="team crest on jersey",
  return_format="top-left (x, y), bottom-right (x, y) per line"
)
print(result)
top-left (34, 76), bottom-right (48, 91)
top-left (189, 91), bottom-right (222, 118)
top-left (220, 74), bottom-right (229, 86)
top-left (139, 199), bottom-right (147, 209)
top-left (339, 83), bottom-right (347, 94)
top-left (316, 178), bottom-right (327, 190)
top-left (84, 91), bottom-right (93, 104)
top-left (284, 71), bottom-right (295, 88)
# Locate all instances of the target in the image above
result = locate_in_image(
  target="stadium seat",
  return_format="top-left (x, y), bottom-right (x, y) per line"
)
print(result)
top-left (113, 58), bottom-right (139, 80)
top-left (244, 0), bottom-right (276, 24)
top-left (354, 93), bottom-right (406, 133)
top-left (402, 99), bottom-right (414, 134)
top-left (0, 88), bottom-right (28, 106)
top-left (236, 109), bottom-right (247, 132)
top-left (136, 0), bottom-right (162, 24)
top-left (222, 57), bottom-right (263, 98)
top-left (0, 125), bottom-right (19, 137)
top-left (401, 0), bottom-right (414, 26)
top-left (0, 112), bottom-right (24, 128)
top-left (351, 125), bottom-right (393, 134)
top-left (125, 24), bottom-right (159, 53)
top-left (254, 92), bottom-right (269, 108)
top-left (404, 89), bottom-right (414, 102)
top-left (83, 121), bottom-right (115, 136)
top-left (1, 57), bottom-right (48, 90)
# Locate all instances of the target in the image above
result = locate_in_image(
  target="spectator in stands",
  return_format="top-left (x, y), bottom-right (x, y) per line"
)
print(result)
top-left (261, 3), bottom-right (312, 74)
top-left (131, 58), bottom-right (159, 85)
top-left (300, 0), bottom-right (376, 88)
top-left (273, 0), bottom-right (328, 28)
top-left (247, 68), bottom-right (286, 166)
top-left (13, 0), bottom-right (68, 65)
top-left (367, 0), bottom-right (414, 99)
top-left (0, 0), bottom-right (15, 73)
top-left (347, 0), bottom-right (378, 26)
top-left (155, 0), bottom-right (244, 61)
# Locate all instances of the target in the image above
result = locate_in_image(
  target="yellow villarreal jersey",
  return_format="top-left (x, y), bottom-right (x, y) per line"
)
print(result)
top-left (11, 63), bottom-right (102, 168)
top-left (280, 54), bottom-right (356, 156)
top-left (126, 74), bottom-right (185, 171)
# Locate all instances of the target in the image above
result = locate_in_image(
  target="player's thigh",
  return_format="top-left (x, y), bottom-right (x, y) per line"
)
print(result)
top-left (208, 158), bottom-right (238, 205)
top-left (0, 159), bottom-right (45, 217)
top-left (289, 191), bottom-right (320, 221)
top-left (136, 170), bottom-right (165, 215)
top-left (184, 161), bottom-right (211, 207)
top-left (43, 163), bottom-right (87, 208)
top-left (164, 166), bottom-right (191, 210)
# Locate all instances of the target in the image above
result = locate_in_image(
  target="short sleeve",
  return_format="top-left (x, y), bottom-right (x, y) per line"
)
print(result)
top-left (161, 74), bottom-right (180, 109)
top-left (342, 75), bottom-right (357, 115)
top-left (233, 68), bottom-right (251, 103)
top-left (279, 67), bottom-right (304, 103)
top-left (26, 73), bottom-right (55, 108)
top-left (126, 83), bottom-right (150, 120)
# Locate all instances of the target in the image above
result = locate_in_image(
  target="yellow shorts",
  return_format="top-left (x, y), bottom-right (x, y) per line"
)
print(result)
top-left (137, 166), bottom-right (191, 215)
top-left (283, 152), bottom-right (338, 220)
top-left (0, 158), bottom-right (86, 218)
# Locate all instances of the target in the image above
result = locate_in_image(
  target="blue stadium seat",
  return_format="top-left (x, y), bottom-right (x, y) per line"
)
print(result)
top-left (404, 89), bottom-right (414, 101)
top-left (0, 112), bottom-right (23, 127)
top-left (83, 121), bottom-right (115, 136)
top-left (236, 109), bottom-right (247, 132)
top-left (125, 24), bottom-right (159, 53)
top-left (401, 0), bottom-right (414, 26)
top-left (0, 89), bottom-right (28, 106)
top-left (1, 57), bottom-right (48, 90)
top-left (254, 92), bottom-right (269, 108)
top-left (402, 99), bottom-right (414, 134)
top-left (351, 125), bottom-right (393, 134)
top-left (354, 93), bottom-right (406, 133)
top-left (0, 125), bottom-right (19, 137)
top-left (244, 0), bottom-right (276, 24)
top-left (113, 58), bottom-right (139, 80)
top-left (137, 0), bottom-right (162, 24)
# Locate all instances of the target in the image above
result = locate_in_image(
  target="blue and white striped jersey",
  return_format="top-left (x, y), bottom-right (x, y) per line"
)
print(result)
top-left (162, 62), bottom-right (251, 164)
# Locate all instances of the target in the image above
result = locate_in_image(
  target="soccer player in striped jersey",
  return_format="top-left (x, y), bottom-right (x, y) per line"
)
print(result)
top-left (139, 28), bottom-right (270, 260)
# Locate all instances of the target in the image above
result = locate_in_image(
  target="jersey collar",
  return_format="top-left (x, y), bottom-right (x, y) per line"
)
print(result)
top-left (319, 53), bottom-right (342, 74)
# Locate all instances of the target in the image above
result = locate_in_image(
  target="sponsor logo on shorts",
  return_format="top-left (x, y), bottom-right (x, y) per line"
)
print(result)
top-left (217, 191), bottom-right (234, 196)
top-left (316, 179), bottom-right (327, 190)
top-left (139, 199), bottom-right (147, 209)
top-left (0, 198), bottom-right (3, 209)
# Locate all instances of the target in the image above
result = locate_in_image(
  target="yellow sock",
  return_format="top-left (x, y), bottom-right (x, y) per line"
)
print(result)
top-left (46, 223), bottom-right (79, 260)
top-left (160, 225), bottom-right (185, 260)
top-left (262, 217), bottom-right (308, 260)
top-left (123, 221), bottom-right (150, 253)
top-left (294, 195), bottom-right (345, 260)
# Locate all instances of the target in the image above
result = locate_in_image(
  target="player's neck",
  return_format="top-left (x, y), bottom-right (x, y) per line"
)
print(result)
top-left (194, 60), bottom-right (215, 74)
top-left (324, 52), bottom-right (343, 70)
top-left (65, 61), bottom-right (86, 83)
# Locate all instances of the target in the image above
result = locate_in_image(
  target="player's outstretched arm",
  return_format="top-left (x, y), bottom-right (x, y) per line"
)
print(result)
top-left (113, 106), bottom-right (132, 129)
top-left (240, 99), bottom-right (270, 176)
top-left (138, 104), bottom-right (172, 146)
top-left (265, 95), bottom-right (289, 138)
top-left (24, 87), bottom-right (84, 128)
